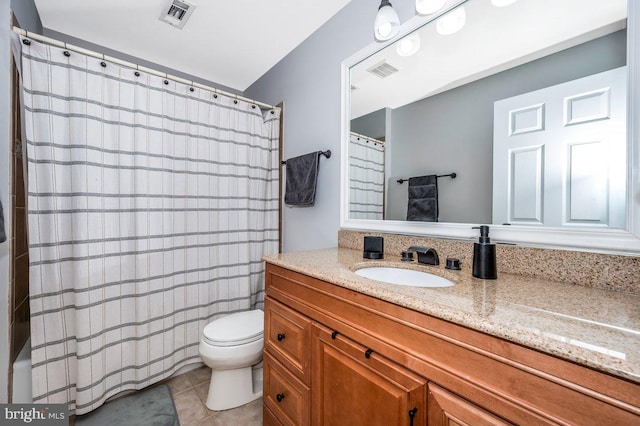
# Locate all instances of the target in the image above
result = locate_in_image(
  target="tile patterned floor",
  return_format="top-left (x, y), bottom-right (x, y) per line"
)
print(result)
top-left (167, 366), bottom-right (263, 426)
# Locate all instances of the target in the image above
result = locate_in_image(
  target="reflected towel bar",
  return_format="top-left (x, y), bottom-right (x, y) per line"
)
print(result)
top-left (397, 173), bottom-right (456, 184)
top-left (281, 150), bottom-right (331, 165)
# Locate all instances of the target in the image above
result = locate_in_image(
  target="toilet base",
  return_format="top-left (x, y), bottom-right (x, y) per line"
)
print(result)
top-left (206, 365), bottom-right (263, 411)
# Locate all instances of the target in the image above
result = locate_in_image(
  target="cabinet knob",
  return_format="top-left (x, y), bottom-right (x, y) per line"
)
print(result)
top-left (364, 348), bottom-right (374, 358)
top-left (331, 331), bottom-right (339, 339)
top-left (277, 333), bottom-right (286, 341)
top-left (276, 393), bottom-right (285, 403)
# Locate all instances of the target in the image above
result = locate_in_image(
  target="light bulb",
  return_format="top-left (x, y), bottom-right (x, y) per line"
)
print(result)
top-left (396, 34), bottom-right (421, 57)
top-left (374, 1), bottom-right (400, 41)
top-left (436, 6), bottom-right (466, 35)
top-left (415, 0), bottom-right (446, 15)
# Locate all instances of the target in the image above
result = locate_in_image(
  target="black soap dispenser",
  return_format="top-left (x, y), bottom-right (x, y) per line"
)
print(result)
top-left (472, 225), bottom-right (497, 279)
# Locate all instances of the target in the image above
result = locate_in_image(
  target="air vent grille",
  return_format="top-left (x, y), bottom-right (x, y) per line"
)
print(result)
top-left (367, 61), bottom-right (399, 78)
top-left (160, 0), bottom-right (196, 29)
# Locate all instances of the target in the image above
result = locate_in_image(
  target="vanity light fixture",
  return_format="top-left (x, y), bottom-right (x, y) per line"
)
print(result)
top-left (374, 0), bottom-right (401, 41)
top-left (436, 5), bottom-right (466, 35)
top-left (396, 33), bottom-right (421, 56)
top-left (491, 0), bottom-right (518, 6)
top-left (415, 0), bottom-right (446, 15)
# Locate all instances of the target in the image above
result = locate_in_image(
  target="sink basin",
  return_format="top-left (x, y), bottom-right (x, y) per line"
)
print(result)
top-left (354, 267), bottom-right (454, 288)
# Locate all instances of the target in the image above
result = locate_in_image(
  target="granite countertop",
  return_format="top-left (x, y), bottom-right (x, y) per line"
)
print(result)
top-left (263, 247), bottom-right (640, 384)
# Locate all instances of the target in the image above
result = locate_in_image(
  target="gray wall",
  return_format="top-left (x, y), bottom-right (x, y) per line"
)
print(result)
top-left (10, 0), bottom-right (41, 32)
top-left (351, 108), bottom-right (386, 140)
top-left (245, 0), bottom-right (416, 252)
top-left (386, 30), bottom-right (627, 223)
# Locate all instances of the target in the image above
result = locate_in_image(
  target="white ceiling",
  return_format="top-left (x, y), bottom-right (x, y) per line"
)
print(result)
top-left (351, 0), bottom-right (627, 119)
top-left (33, 0), bottom-right (352, 92)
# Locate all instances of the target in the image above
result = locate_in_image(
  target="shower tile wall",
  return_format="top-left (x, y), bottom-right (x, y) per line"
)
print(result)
top-left (10, 59), bottom-right (29, 376)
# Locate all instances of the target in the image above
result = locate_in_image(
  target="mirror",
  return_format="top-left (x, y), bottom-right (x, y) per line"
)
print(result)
top-left (341, 0), bottom-right (640, 253)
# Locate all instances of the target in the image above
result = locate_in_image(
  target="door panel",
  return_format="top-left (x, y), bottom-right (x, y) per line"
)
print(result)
top-left (493, 66), bottom-right (626, 228)
top-left (509, 145), bottom-right (544, 223)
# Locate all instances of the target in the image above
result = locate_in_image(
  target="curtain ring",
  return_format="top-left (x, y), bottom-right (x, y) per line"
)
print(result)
top-left (234, 100), bottom-right (238, 104)
top-left (134, 71), bottom-right (140, 77)
top-left (63, 51), bottom-right (71, 57)
top-left (190, 87), bottom-right (195, 92)
top-left (100, 61), bottom-right (107, 68)
top-left (213, 94), bottom-right (218, 98)
top-left (22, 39), bottom-right (31, 45)
top-left (164, 79), bottom-right (169, 85)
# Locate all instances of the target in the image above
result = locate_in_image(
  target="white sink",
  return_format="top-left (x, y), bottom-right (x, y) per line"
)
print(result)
top-left (354, 267), bottom-right (454, 288)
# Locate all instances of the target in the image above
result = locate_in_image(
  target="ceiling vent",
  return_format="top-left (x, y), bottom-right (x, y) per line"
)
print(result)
top-left (159, 0), bottom-right (197, 29)
top-left (367, 60), bottom-right (399, 79)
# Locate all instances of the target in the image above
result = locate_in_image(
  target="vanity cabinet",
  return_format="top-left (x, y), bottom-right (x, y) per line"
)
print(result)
top-left (312, 323), bottom-right (426, 426)
top-left (263, 263), bottom-right (640, 425)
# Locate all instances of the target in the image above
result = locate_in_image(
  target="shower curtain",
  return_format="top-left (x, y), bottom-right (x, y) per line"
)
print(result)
top-left (19, 37), bottom-right (280, 414)
top-left (349, 133), bottom-right (385, 220)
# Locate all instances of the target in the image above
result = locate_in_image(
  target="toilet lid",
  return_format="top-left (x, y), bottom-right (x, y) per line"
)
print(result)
top-left (202, 309), bottom-right (264, 347)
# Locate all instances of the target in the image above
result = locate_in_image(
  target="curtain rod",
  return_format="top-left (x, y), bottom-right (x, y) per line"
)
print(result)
top-left (12, 26), bottom-right (277, 110)
top-left (350, 131), bottom-right (385, 144)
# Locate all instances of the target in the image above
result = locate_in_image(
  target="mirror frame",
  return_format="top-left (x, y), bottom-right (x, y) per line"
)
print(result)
top-left (340, 0), bottom-right (640, 255)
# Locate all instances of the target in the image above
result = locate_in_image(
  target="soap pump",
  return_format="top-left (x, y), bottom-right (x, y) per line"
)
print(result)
top-left (472, 225), bottom-right (497, 279)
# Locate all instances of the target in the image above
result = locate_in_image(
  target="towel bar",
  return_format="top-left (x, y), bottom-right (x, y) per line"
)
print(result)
top-left (397, 172), bottom-right (456, 184)
top-left (281, 150), bottom-right (331, 165)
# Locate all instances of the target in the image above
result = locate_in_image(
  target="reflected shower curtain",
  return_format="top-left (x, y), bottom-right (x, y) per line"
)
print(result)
top-left (20, 37), bottom-right (280, 414)
top-left (349, 133), bottom-right (385, 219)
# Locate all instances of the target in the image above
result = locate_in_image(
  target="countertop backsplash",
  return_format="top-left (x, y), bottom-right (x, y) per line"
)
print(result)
top-left (338, 230), bottom-right (640, 295)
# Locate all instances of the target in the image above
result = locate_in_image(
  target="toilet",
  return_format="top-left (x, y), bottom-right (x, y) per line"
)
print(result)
top-left (198, 309), bottom-right (264, 410)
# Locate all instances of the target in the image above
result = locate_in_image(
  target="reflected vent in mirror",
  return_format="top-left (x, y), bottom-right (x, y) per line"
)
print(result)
top-left (160, 0), bottom-right (197, 29)
top-left (367, 60), bottom-right (399, 78)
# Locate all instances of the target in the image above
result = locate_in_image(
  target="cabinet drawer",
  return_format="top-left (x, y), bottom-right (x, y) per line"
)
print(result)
top-left (264, 404), bottom-right (285, 426)
top-left (428, 383), bottom-right (512, 426)
top-left (264, 351), bottom-right (310, 426)
top-left (265, 297), bottom-right (311, 383)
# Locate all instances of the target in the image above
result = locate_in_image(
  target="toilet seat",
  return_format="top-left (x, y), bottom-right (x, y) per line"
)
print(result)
top-left (202, 310), bottom-right (264, 347)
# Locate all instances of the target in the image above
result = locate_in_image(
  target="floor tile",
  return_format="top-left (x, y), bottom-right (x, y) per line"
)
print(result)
top-left (166, 373), bottom-right (193, 395)
top-left (201, 399), bottom-right (263, 426)
top-left (187, 366), bottom-right (212, 386)
top-left (173, 389), bottom-right (209, 426)
top-left (194, 381), bottom-right (210, 406)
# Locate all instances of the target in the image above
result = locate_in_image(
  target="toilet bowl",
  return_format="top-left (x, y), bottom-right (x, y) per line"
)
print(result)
top-left (198, 309), bottom-right (264, 411)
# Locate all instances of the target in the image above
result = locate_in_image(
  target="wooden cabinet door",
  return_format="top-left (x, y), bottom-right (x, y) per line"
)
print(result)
top-left (428, 383), bottom-right (512, 426)
top-left (312, 324), bottom-right (427, 426)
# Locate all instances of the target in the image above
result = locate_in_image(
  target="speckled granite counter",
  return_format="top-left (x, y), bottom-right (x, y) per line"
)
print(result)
top-left (263, 247), bottom-right (640, 384)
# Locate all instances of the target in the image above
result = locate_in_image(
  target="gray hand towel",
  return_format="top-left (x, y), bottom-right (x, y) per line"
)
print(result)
top-left (406, 175), bottom-right (438, 222)
top-left (284, 151), bottom-right (321, 206)
top-left (0, 199), bottom-right (6, 243)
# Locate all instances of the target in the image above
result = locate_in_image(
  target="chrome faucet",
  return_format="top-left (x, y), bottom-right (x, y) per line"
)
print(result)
top-left (406, 246), bottom-right (439, 266)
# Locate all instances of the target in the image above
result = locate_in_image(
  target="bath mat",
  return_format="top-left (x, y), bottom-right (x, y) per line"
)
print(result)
top-left (75, 384), bottom-right (179, 426)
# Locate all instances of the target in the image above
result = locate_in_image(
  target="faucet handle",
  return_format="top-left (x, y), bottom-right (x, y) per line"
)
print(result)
top-left (401, 251), bottom-right (414, 262)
